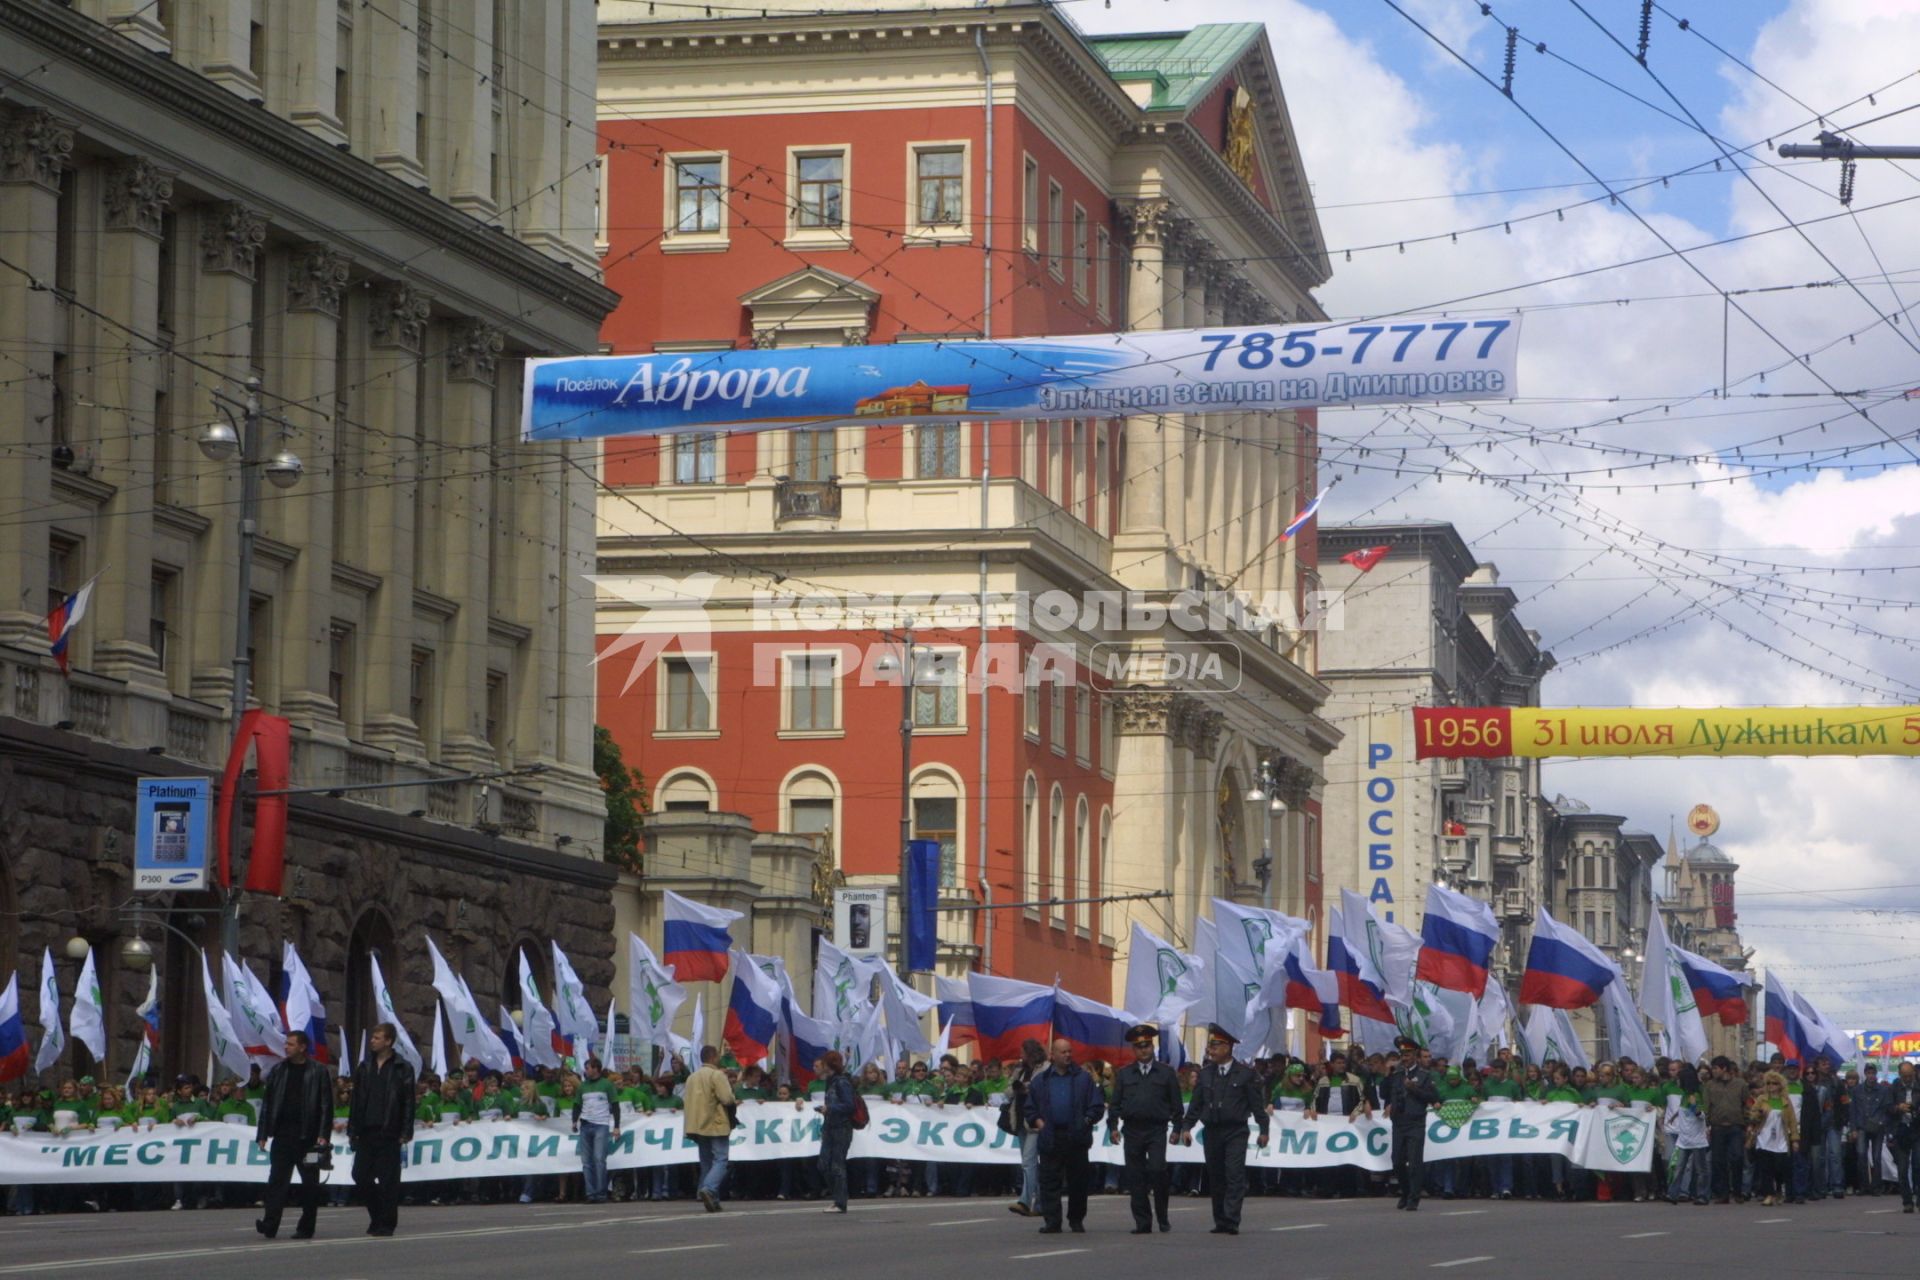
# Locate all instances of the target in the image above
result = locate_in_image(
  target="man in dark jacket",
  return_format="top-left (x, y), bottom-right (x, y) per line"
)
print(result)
top-left (1024, 1038), bottom-right (1105, 1234)
top-left (1852, 1063), bottom-right (1893, 1194)
top-left (347, 1022), bottom-right (416, 1237)
top-left (1383, 1036), bottom-right (1439, 1211)
top-left (1177, 1025), bottom-right (1270, 1235)
top-left (254, 1030), bottom-right (334, 1239)
top-left (815, 1051), bottom-right (859, 1214)
top-left (1107, 1025), bottom-right (1182, 1234)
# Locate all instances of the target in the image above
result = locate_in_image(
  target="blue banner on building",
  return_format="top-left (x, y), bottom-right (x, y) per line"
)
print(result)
top-left (134, 776), bottom-right (212, 892)
top-left (906, 839), bottom-right (942, 974)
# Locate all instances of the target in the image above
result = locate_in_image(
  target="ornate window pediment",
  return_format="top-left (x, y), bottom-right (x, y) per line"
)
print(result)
top-left (739, 266), bottom-right (878, 349)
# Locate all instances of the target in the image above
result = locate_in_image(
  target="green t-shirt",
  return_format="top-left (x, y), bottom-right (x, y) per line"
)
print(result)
top-left (1583, 1083), bottom-right (1625, 1104)
top-left (620, 1084), bottom-right (659, 1111)
top-left (1479, 1078), bottom-right (1524, 1101)
top-left (945, 1082), bottom-right (985, 1106)
top-left (1543, 1084), bottom-right (1583, 1104)
top-left (1623, 1084), bottom-right (1665, 1107)
top-left (733, 1086), bottom-right (768, 1103)
top-left (170, 1096), bottom-right (212, 1121)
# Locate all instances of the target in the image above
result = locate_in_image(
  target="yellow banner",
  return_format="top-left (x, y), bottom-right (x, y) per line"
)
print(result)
top-left (1414, 706), bottom-right (1920, 759)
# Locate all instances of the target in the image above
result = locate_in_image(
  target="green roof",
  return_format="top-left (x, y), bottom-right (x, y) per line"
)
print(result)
top-left (1088, 23), bottom-right (1263, 111)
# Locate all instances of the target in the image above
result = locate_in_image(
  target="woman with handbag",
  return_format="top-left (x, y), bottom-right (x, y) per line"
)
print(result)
top-left (816, 1051), bottom-right (860, 1213)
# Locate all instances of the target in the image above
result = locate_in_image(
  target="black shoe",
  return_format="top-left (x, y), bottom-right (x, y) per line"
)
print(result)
top-left (1158, 1219), bottom-right (1172, 1233)
top-left (291, 1231), bottom-right (314, 1240)
top-left (1406, 1202), bottom-right (1420, 1212)
top-left (1038, 1225), bottom-right (1063, 1234)
top-left (1069, 1223), bottom-right (1085, 1234)
top-left (369, 1228), bottom-right (395, 1237)
top-left (254, 1219), bottom-right (275, 1240)
top-left (1395, 1199), bottom-right (1408, 1210)
top-left (1131, 1227), bottom-right (1153, 1235)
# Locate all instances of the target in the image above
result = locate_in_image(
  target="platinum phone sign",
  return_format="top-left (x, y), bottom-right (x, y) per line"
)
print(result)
top-left (133, 776), bottom-right (212, 892)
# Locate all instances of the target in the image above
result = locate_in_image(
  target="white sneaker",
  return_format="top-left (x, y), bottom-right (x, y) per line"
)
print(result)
top-left (169, 1201), bottom-right (182, 1211)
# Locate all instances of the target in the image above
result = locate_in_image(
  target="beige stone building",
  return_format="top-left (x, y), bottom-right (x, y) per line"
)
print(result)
top-left (0, 0), bottom-right (615, 1080)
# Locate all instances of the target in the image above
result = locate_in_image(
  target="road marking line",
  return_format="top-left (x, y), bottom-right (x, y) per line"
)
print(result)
top-left (1012, 1249), bottom-right (1089, 1260)
top-left (1270, 1224), bottom-right (1327, 1232)
top-left (1756, 1217), bottom-right (1790, 1224)
top-left (632, 1245), bottom-right (727, 1255)
top-left (1431, 1258), bottom-right (1495, 1269)
top-left (930, 1219), bottom-right (994, 1227)
top-left (1864, 1209), bottom-right (1899, 1215)
top-left (1621, 1231), bottom-right (1669, 1239)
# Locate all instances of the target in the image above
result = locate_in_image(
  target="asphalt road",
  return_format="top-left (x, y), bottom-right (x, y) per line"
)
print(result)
top-left (0, 1193), bottom-right (1910, 1279)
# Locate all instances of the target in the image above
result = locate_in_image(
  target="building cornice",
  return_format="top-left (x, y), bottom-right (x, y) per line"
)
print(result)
top-left (2, 0), bottom-right (616, 328)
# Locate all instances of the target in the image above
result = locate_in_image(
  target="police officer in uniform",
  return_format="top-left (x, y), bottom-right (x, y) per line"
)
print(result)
top-left (1177, 1025), bottom-right (1269, 1235)
top-left (1106, 1025), bottom-right (1182, 1234)
top-left (1384, 1035), bottom-right (1440, 1211)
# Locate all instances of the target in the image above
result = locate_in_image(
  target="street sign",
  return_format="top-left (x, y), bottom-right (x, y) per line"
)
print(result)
top-left (134, 777), bottom-right (211, 892)
top-left (833, 887), bottom-right (887, 958)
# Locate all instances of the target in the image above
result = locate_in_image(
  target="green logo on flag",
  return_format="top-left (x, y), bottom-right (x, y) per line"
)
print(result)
top-left (1155, 948), bottom-right (1187, 998)
top-left (643, 970), bottom-right (665, 1024)
top-left (1604, 1114), bottom-right (1649, 1165)
top-left (1668, 949), bottom-right (1697, 1015)
top-left (1241, 919), bottom-right (1274, 968)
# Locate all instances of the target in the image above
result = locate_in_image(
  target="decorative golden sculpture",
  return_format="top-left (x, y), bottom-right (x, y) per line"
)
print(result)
top-left (1224, 85), bottom-right (1256, 188)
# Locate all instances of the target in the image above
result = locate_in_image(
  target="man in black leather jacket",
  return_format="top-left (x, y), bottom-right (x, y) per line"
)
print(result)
top-left (347, 1022), bottom-right (417, 1237)
top-left (254, 1030), bottom-right (334, 1239)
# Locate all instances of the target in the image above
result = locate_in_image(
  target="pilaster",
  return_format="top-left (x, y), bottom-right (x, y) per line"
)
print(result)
top-left (436, 320), bottom-right (505, 773)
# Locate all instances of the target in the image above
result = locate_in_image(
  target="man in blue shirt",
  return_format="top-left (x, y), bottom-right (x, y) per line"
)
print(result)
top-left (1024, 1038), bottom-right (1105, 1235)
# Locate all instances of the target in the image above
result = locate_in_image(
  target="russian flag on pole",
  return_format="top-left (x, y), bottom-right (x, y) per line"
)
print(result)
top-left (663, 891), bottom-right (742, 984)
top-left (1282, 489), bottom-right (1326, 539)
top-left (1052, 987), bottom-right (1131, 1068)
top-left (722, 948), bottom-right (782, 1067)
top-left (1518, 907), bottom-right (1620, 1010)
top-left (786, 1005), bottom-right (837, 1091)
top-left (280, 942), bottom-right (329, 1063)
top-left (1764, 972), bottom-right (1815, 1063)
top-left (0, 973), bottom-right (29, 1083)
top-left (1678, 947), bottom-right (1749, 1026)
top-left (1280, 940), bottom-right (1344, 1038)
top-left (934, 975), bottom-right (977, 1047)
top-left (1330, 892), bottom-right (1394, 1024)
top-left (966, 973), bottom-right (1054, 1063)
top-left (1414, 884), bottom-right (1501, 997)
top-left (44, 574), bottom-right (99, 676)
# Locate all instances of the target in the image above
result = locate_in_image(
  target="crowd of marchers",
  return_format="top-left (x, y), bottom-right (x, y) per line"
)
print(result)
top-left (1, 1029), bottom-right (1915, 1239)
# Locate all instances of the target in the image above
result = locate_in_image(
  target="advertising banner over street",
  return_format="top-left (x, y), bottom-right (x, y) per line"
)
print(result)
top-left (0, 1100), bottom-right (1645, 1185)
top-left (522, 313), bottom-right (1522, 438)
top-left (1413, 705), bottom-right (1920, 759)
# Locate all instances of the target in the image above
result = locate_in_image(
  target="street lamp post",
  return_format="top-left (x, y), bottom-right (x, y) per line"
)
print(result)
top-left (198, 377), bottom-right (302, 959)
top-left (1247, 758), bottom-right (1288, 912)
top-left (876, 619), bottom-right (923, 972)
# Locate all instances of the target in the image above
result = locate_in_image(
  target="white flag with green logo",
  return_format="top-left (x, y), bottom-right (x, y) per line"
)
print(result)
top-left (31, 948), bottom-right (65, 1075)
top-left (368, 952), bottom-right (423, 1075)
top-left (199, 952), bottom-right (254, 1081)
top-left (1638, 910), bottom-right (1708, 1064)
top-left (69, 949), bottom-right (107, 1064)
top-left (627, 935), bottom-right (686, 1064)
top-left (517, 947), bottom-right (564, 1070)
top-left (1603, 973), bottom-right (1659, 1069)
top-left (1123, 922), bottom-right (1205, 1025)
top-left (426, 937), bottom-right (513, 1073)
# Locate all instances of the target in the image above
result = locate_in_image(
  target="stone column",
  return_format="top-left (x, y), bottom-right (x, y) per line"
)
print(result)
top-left (438, 0), bottom-right (493, 215)
top-left (437, 319), bottom-right (505, 772)
top-left (191, 0), bottom-right (261, 102)
top-left (1114, 200), bottom-right (1168, 541)
top-left (1199, 256), bottom-right (1232, 579)
top-left (185, 202), bottom-right (268, 709)
top-left (358, 282), bottom-right (431, 757)
top-left (275, 243), bottom-right (351, 733)
top-left (1106, 691), bottom-right (1179, 1002)
top-left (368, 0), bottom-right (425, 183)
top-left (284, 0), bottom-right (346, 146)
top-left (1158, 229), bottom-right (1189, 565)
top-left (0, 108), bottom-right (73, 647)
top-left (92, 159), bottom-right (176, 694)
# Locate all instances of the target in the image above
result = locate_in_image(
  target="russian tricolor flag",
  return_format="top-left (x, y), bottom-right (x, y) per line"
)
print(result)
top-left (966, 972), bottom-right (1054, 1062)
top-left (497, 1005), bottom-right (526, 1072)
top-left (934, 975), bottom-right (977, 1048)
top-left (1678, 948), bottom-right (1749, 1026)
top-left (0, 973), bottom-right (29, 1083)
top-left (664, 890), bottom-right (742, 984)
top-left (1764, 973), bottom-right (1814, 1063)
top-left (1281, 941), bottom-right (1344, 1038)
top-left (45, 574), bottom-right (98, 676)
top-left (1052, 987), bottom-right (1131, 1068)
top-left (1414, 884), bottom-right (1501, 998)
top-left (722, 949), bottom-right (783, 1067)
top-left (1328, 895), bottom-right (1394, 1024)
top-left (1518, 907), bottom-right (1620, 1010)
top-left (786, 1005), bottom-right (837, 1091)
top-left (1283, 488), bottom-right (1327, 539)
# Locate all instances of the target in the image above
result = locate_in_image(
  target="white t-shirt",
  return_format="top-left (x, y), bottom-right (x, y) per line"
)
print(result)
top-left (1754, 1105), bottom-right (1789, 1154)
top-left (1323, 1088), bottom-right (1347, 1118)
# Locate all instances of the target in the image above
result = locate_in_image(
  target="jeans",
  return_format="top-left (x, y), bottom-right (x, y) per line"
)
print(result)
top-left (1020, 1132), bottom-right (1040, 1208)
top-left (1824, 1129), bottom-right (1846, 1194)
top-left (1487, 1154), bottom-right (1514, 1197)
top-left (1856, 1131), bottom-right (1887, 1191)
top-left (819, 1124), bottom-right (852, 1210)
top-left (1708, 1125), bottom-right (1745, 1200)
top-left (578, 1122), bottom-right (611, 1202)
top-left (695, 1134), bottom-right (730, 1199)
top-left (353, 1136), bottom-right (405, 1232)
top-left (1668, 1146), bottom-right (1708, 1202)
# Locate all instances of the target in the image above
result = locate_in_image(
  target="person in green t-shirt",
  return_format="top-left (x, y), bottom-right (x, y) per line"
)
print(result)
top-left (1428, 1067), bottom-right (1480, 1199)
top-left (1477, 1061), bottom-right (1524, 1199)
top-left (1583, 1061), bottom-right (1626, 1106)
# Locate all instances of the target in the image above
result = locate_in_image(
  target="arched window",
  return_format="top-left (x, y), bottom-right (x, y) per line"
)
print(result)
top-left (1022, 773), bottom-right (1040, 906)
top-left (345, 908), bottom-right (398, 1053)
top-left (781, 766), bottom-right (841, 865)
top-left (657, 768), bottom-right (717, 813)
top-left (910, 765), bottom-right (964, 889)
top-left (1073, 797), bottom-right (1090, 933)
top-left (1048, 784), bottom-right (1065, 921)
top-left (1098, 808), bottom-right (1114, 941)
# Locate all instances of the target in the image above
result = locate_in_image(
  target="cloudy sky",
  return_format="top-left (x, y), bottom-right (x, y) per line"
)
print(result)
top-left (1071, 0), bottom-right (1920, 1028)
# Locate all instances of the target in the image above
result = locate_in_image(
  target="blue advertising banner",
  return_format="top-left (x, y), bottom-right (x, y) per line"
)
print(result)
top-left (133, 776), bottom-right (211, 893)
top-left (906, 839), bottom-right (941, 974)
top-left (521, 313), bottom-right (1523, 439)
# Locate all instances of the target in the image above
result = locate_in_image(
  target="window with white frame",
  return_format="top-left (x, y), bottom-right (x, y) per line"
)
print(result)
top-left (659, 769), bottom-right (717, 812)
top-left (1074, 686), bottom-right (1091, 765)
top-left (673, 432), bottom-right (718, 484)
top-left (789, 427), bottom-right (835, 482)
top-left (1098, 808), bottom-right (1114, 939)
top-left (784, 768), bottom-right (838, 844)
top-left (1022, 773), bottom-right (1040, 907)
top-left (912, 769), bottom-right (962, 889)
top-left (1046, 180), bottom-right (1064, 278)
top-left (1049, 678), bottom-right (1065, 753)
top-left (1025, 666), bottom-right (1043, 740)
top-left (912, 648), bottom-right (963, 729)
top-left (1071, 204), bottom-right (1088, 299)
top-left (660, 654), bottom-right (715, 733)
top-left (1072, 797), bottom-right (1089, 929)
top-left (672, 156), bottom-right (725, 233)
top-left (1022, 155), bottom-right (1040, 253)
top-left (784, 651), bottom-right (839, 733)
top-left (913, 145), bottom-right (965, 228)
top-left (1047, 784), bottom-right (1064, 921)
